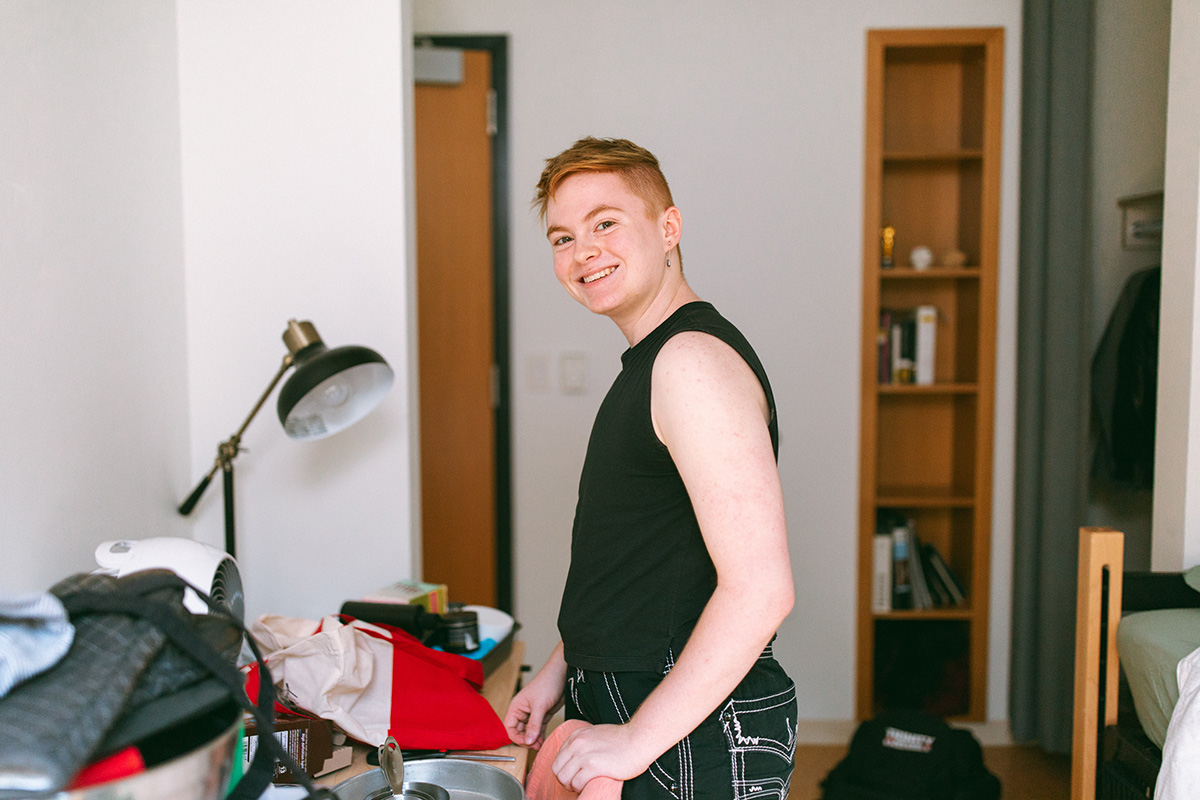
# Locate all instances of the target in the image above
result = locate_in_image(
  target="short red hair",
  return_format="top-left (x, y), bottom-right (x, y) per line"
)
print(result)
top-left (533, 137), bottom-right (676, 224)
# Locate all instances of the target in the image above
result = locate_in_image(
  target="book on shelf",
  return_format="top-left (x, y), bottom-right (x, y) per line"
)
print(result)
top-left (890, 314), bottom-right (915, 385)
top-left (877, 310), bottom-right (893, 384)
top-left (889, 521), bottom-right (913, 611)
top-left (872, 533), bottom-right (893, 613)
top-left (919, 543), bottom-right (954, 607)
top-left (887, 515), bottom-right (939, 610)
top-left (876, 510), bottom-right (969, 610)
top-left (904, 521), bottom-right (935, 610)
top-left (914, 304), bottom-right (937, 385)
top-left (924, 542), bottom-right (968, 605)
top-left (879, 306), bottom-right (939, 386)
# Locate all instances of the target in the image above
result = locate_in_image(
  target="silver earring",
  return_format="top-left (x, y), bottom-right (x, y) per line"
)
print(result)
top-left (667, 256), bottom-right (672, 268)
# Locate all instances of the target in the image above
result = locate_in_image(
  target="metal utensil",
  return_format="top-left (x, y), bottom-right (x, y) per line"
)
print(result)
top-left (404, 750), bottom-right (516, 763)
top-left (378, 736), bottom-right (404, 794)
top-left (369, 748), bottom-right (516, 765)
top-left (377, 738), bottom-right (452, 800)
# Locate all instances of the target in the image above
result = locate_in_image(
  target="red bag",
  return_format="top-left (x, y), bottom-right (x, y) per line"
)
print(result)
top-left (247, 614), bottom-right (508, 751)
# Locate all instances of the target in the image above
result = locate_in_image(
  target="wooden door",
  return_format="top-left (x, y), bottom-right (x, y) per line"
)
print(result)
top-left (415, 49), bottom-right (496, 607)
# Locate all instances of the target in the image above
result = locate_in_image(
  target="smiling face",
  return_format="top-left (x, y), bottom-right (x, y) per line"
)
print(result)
top-left (545, 171), bottom-right (682, 338)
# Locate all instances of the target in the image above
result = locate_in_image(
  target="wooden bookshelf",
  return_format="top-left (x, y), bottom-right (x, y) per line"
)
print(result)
top-left (857, 27), bottom-right (1003, 722)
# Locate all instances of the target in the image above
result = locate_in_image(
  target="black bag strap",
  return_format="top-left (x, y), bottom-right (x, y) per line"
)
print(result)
top-left (61, 571), bottom-right (337, 800)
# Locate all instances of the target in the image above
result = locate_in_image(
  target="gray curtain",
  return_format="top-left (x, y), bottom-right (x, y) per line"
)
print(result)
top-left (1010, 0), bottom-right (1095, 753)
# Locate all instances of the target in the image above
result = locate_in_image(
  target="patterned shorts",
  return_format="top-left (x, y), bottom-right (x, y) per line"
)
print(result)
top-left (564, 647), bottom-right (797, 800)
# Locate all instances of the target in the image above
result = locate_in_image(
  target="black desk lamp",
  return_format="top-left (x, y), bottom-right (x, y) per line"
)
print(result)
top-left (178, 319), bottom-right (394, 558)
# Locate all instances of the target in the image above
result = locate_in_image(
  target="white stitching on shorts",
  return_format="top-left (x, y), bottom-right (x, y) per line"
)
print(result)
top-left (679, 732), bottom-right (694, 800)
top-left (603, 672), bottom-right (632, 723)
top-left (647, 761), bottom-right (676, 796)
top-left (720, 679), bottom-right (796, 800)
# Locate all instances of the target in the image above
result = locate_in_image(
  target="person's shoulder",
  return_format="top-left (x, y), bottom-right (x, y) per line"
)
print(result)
top-left (652, 331), bottom-right (767, 432)
top-left (654, 330), bottom-right (750, 382)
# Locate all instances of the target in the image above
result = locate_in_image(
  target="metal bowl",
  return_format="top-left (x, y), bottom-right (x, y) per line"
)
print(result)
top-left (333, 759), bottom-right (526, 800)
top-left (362, 780), bottom-right (450, 800)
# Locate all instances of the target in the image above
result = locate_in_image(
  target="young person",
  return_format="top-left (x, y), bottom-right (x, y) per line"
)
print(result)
top-left (504, 138), bottom-right (796, 798)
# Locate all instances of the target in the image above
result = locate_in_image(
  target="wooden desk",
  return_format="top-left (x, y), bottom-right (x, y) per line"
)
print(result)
top-left (316, 640), bottom-right (530, 787)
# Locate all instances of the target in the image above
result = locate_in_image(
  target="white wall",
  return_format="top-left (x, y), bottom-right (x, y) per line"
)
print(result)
top-left (0, 0), bottom-right (419, 625)
top-left (176, 0), bottom-right (419, 623)
top-left (1154, 0), bottom-right (1200, 571)
top-left (1091, 0), bottom-right (1171, 346)
top-left (1087, 0), bottom-right (1171, 569)
top-left (0, 2), bottom-right (192, 592)
top-left (414, 0), bottom-right (1024, 722)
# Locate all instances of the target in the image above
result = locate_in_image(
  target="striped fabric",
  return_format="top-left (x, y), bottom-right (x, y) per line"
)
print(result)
top-left (0, 592), bottom-right (74, 698)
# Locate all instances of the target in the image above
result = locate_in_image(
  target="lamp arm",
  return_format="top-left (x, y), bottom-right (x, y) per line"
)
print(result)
top-left (178, 463), bottom-right (219, 515)
top-left (231, 353), bottom-right (295, 442)
top-left (177, 354), bottom-right (294, 517)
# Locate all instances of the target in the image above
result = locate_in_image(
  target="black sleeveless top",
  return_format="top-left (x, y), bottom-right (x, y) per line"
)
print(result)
top-left (557, 302), bottom-right (778, 673)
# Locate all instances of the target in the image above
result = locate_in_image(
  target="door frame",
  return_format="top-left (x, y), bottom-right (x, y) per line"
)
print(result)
top-left (415, 34), bottom-right (513, 613)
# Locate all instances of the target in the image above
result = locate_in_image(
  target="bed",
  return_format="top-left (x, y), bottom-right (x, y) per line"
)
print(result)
top-left (1072, 527), bottom-right (1200, 800)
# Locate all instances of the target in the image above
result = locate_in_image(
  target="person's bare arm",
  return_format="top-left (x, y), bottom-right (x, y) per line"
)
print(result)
top-left (551, 332), bottom-right (794, 789)
top-left (504, 641), bottom-right (567, 749)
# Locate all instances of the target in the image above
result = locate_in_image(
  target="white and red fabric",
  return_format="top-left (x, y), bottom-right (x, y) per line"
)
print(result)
top-left (245, 614), bottom-right (508, 751)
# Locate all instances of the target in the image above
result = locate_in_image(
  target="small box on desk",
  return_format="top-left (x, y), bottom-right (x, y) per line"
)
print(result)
top-left (361, 580), bottom-right (449, 613)
top-left (242, 712), bottom-right (352, 783)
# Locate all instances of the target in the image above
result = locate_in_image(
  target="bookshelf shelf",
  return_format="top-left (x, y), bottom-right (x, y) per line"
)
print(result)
top-left (857, 27), bottom-right (1002, 723)
top-left (877, 383), bottom-right (979, 396)
top-left (883, 149), bottom-right (985, 163)
top-left (874, 607), bottom-right (975, 621)
top-left (880, 267), bottom-right (982, 280)
top-left (875, 491), bottom-right (976, 508)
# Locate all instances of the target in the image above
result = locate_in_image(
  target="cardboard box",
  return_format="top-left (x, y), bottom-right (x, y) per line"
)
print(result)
top-left (361, 579), bottom-right (449, 613)
top-left (242, 713), bottom-right (352, 783)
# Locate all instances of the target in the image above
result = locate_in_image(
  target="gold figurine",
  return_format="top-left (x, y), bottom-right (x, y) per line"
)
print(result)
top-left (881, 225), bottom-right (895, 269)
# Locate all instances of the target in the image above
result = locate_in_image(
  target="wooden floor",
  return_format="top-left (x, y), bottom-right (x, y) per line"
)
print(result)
top-left (790, 744), bottom-right (1071, 800)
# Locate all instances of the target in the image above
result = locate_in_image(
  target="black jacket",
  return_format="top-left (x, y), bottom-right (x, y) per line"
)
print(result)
top-left (1091, 265), bottom-right (1160, 489)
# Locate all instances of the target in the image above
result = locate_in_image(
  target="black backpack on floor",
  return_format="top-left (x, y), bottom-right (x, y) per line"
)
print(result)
top-left (820, 709), bottom-right (1001, 800)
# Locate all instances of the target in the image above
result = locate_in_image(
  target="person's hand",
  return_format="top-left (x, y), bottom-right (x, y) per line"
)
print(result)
top-left (503, 660), bottom-right (565, 749)
top-left (551, 723), bottom-right (655, 791)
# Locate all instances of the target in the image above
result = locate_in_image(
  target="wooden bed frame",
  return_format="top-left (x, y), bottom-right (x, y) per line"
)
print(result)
top-left (1072, 526), bottom-right (1200, 800)
top-left (1072, 527), bottom-right (1123, 800)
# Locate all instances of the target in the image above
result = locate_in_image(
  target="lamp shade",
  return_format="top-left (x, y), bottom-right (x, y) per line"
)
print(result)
top-left (277, 341), bottom-right (394, 441)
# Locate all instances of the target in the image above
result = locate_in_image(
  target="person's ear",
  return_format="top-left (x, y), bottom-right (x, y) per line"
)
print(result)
top-left (662, 206), bottom-right (682, 251)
